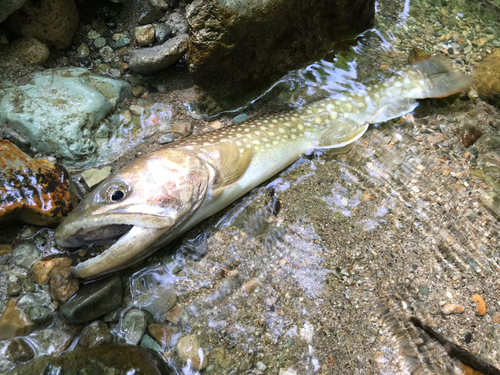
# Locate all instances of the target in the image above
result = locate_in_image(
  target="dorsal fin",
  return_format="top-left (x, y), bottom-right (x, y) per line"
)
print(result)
top-left (212, 145), bottom-right (253, 194)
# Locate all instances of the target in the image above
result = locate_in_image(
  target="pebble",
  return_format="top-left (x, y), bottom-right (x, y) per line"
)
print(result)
top-left (177, 334), bottom-right (207, 370)
top-left (166, 305), bottom-right (182, 324)
top-left (135, 25), bottom-right (155, 46)
top-left (22, 279), bottom-right (36, 293)
top-left (154, 23), bottom-right (171, 44)
top-left (7, 283), bottom-right (22, 297)
top-left (115, 36), bottom-right (131, 49)
top-left (171, 121), bottom-right (192, 138)
top-left (94, 37), bottom-right (107, 49)
top-left (130, 105), bottom-right (144, 116)
top-left (99, 46), bottom-right (115, 61)
top-left (279, 367), bottom-right (298, 375)
top-left (59, 274), bottom-right (123, 325)
top-left (140, 334), bottom-right (162, 351)
top-left (18, 291), bottom-right (51, 308)
top-left (165, 13), bottom-right (189, 36)
top-left (79, 320), bottom-right (113, 348)
top-left (472, 294), bottom-right (486, 315)
top-left (32, 257), bottom-right (73, 285)
top-left (0, 243), bottom-right (12, 255)
top-left (87, 30), bottom-right (101, 39)
top-left (50, 267), bottom-right (80, 303)
top-left (120, 309), bottom-right (147, 345)
top-left (81, 166), bottom-right (112, 189)
top-left (256, 361), bottom-right (267, 371)
top-left (11, 243), bottom-right (42, 268)
top-left (137, 285), bottom-right (177, 318)
top-left (241, 278), bottom-right (261, 293)
top-left (0, 299), bottom-right (34, 340)
top-left (418, 284), bottom-right (429, 296)
top-left (131, 85), bottom-right (145, 97)
top-left (77, 43), bottom-right (90, 58)
top-left (232, 113), bottom-right (251, 124)
top-left (7, 337), bottom-right (35, 362)
top-left (29, 306), bottom-right (52, 323)
top-left (148, 323), bottom-right (178, 346)
top-left (12, 37), bottom-right (50, 66)
top-left (138, 9), bottom-right (165, 25)
top-left (158, 134), bottom-right (175, 145)
top-left (441, 303), bottom-right (465, 315)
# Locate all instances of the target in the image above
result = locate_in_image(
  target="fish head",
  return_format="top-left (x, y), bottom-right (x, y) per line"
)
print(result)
top-left (54, 149), bottom-right (210, 278)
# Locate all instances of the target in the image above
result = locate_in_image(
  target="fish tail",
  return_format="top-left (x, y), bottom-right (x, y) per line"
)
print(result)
top-left (410, 55), bottom-right (475, 98)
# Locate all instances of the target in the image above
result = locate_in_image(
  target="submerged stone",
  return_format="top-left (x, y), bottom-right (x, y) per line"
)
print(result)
top-left (79, 320), bottom-right (113, 348)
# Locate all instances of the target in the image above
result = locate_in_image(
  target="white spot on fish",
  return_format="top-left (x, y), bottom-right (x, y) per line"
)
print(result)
top-left (314, 117), bottom-right (322, 124)
top-left (252, 140), bottom-right (260, 145)
top-left (273, 140), bottom-right (279, 145)
top-left (298, 124), bottom-right (304, 130)
top-left (279, 128), bottom-right (285, 133)
top-left (330, 112), bottom-right (337, 119)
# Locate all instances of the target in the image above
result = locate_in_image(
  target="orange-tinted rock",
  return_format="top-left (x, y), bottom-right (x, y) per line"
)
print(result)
top-left (32, 257), bottom-right (73, 285)
top-left (492, 312), bottom-right (500, 324)
top-left (50, 267), bottom-right (79, 303)
top-left (0, 139), bottom-right (76, 226)
top-left (441, 303), bottom-right (465, 315)
top-left (148, 323), bottom-right (178, 346)
top-left (0, 299), bottom-right (34, 340)
top-left (472, 294), bottom-right (486, 316)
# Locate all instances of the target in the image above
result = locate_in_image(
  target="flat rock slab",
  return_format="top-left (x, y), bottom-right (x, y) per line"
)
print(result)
top-left (186, 0), bottom-right (375, 114)
top-left (4, 345), bottom-right (170, 375)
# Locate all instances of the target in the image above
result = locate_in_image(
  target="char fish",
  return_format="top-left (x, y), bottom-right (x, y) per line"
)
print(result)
top-left (55, 56), bottom-right (473, 278)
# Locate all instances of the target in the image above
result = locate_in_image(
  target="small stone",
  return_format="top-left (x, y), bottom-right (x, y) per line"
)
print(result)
top-left (0, 243), bottom-right (12, 255)
top-left (138, 9), bottom-right (165, 25)
top-left (418, 284), bottom-right (429, 296)
top-left (59, 275), bottom-right (123, 325)
top-left (165, 13), bottom-right (189, 36)
top-left (115, 36), bottom-right (131, 49)
top-left (0, 299), bottom-right (34, 340)
top-left (12, 37), bottom-right (50, 66)
top-left (22, 279), bottom-right (36, 293)
top-left (279, 367), bottom-right (298, 375)
top-left (87, 30), bottom-right (101, 39)
top-left (130, 105), bottom-right (144, 116)
top-left (18, 291), bottom-right (51, 308)
top-left (81, 166), bottom-right (112, 189)
top-left (135, 25), bottom-right (155, 46)
top-left (77, 43), bottom-right (90, 58)
top-left (441, 303), bottom-right (465, 315)
top-left (232, 113), bottom-right (251, 124)
top-left (137, 285), bottom-right (177, 318)
top-left (94, 37), bottom-right (107, 49)
top-left (149, 0), bottom-right (169, 10)
top-left (148, 323), bottom-right (178, 346)
top-left (171, 121), bottom-right (192, 138)
top-left (29, 306), bottom-right (52, 323)
top-left (7, 337), bottom-right (35, 362)
top-left (50, 267), bottom-right (80, 303)
top-left (120, 309), bottom-right (147, 345)
top-left (131, 86), bottom-right (145, 97)
top-left (100, 46), bottom-right (115, 61)
top-left (11, 243), bottom-right (42, 268)
top-left (256, 361), bottom-right (267, 371)
top-left (154, 23), bottom-right (172, 44)
top-left (472, 294), bottom-right (486, 315)
top-left (158, 134), bottom-right (175, 145)
top-left (241, 278), bottom-right (261, 293)
top-left (7, 283), bottom-right (22, 297)
top-left (140, 334), bottom-right (162, 351)
top-left (166, 305), bottom-right (182, 324)
top-left (79, 320), bottom-right (113, 348)
top-left (177, 334), bottom-right (207, 370)
top-left (492, 312), bottom-right (500, 323)
top-left (32, 257), bottom-right (73, 284)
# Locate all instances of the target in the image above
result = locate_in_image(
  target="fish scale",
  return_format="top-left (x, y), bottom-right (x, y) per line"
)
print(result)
top-left (54, 56), bottom-right (474, 278)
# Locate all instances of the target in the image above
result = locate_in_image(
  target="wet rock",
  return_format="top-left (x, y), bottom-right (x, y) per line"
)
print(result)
top-left (129, 34), bottom-right (188, 75)
top-left (165, 13), bottom-right (188, 36)
top-left (32, 328), bottom-right (74, 355)
top-left (7, 0), bottom-right (79, 50)
top-left (137, 285), bottom-right (177, 318)
top-left (149, 0), bottom-right (170, 11)
top-left (28, 306), bottom-right (52, 323)
top-left (116, 36), bottom-right (131, 49)
top-left (77, 43), bottom-right (90, 58)
top-left (408, 47), bottom-right (431, 63)
top-left (11, 243), bottom-right (41, 268)
top-left (472, 294), bottom-right (486, 315)
top-left (7, 338), bottom-right (35, 362)
top-left (418, 284), bottom-right (429, 296)
top-left (18, 292), bottom-right (51, 308)
top-left (50, 267), bottom-right (79, 303)
top-left (138, 9), bottom-right (165, 25)
top-left (0, 140), bottom-right (76, 226)
top-left (148, 323), bottom-right (178, 346)
top-left (0, 244), bottom-right (12, 255)
top-left (135, 25), bottom-right (155, 46)
top-left (120, 309), bottom-right (147, 345)
top-left (473, 49), bottom-right (500, 96)
top-left (186, 0), bottom-right (374, 113)
top-left (131, 86), bottom-right (145, 97)
top-left (0, 0), bottom-right (27, 23)
top-left (81, 166), bottom-right (112, 189)
top-left (166, 305), bottom-right (182, 324)
top-left (279, 367), bottom-right (298, 375)
top-left (492, 312), bottom-right (500, 324)
top-left (32, 257), bottom-right (73, 285)
top-left (177, 334), bottom-right (207, 370)
top-left (140, 334), bottom-right (162, 351)
top-left (130, 105), bottom-right (144, 116)
top-left (0, 69), bottom-right (130, 166)
top-left (94, 37), bottom-right (107, 49)
top-left (59, 274), bottom-right (123, 325)
top-left (100, 46), bottom-right (115, 61)
top-left (441, 303), bottom-right (465, 315)
top-left (154, 23), bottom-right (172, 44)
top-left (7, 283), bottom-right (22, 297)
top-left (158, 134), bottom-right (175, 145)
top-left (0, 299), bottom-right (34, 340)
top-left (171, 121), bottom-right (192, 138)
top-left (11, 37), bottom-right (50, 66)
top-left (4, 345), bottom-right (168, 375)
top-left (79, 320), bottom-right (113, 348)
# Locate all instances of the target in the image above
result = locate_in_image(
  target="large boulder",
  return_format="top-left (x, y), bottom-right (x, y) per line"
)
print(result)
top-left (186, 0), bottom-right (375, 114)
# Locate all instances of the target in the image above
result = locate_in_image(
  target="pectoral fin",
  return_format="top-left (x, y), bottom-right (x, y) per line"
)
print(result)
top-left (212, 145), bottom-right (253, 194)
top-left (318, 122), bottom-right (369, 149)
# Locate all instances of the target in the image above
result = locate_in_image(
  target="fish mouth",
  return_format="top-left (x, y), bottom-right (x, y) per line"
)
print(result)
top-left (55, 224), bottom-right (134, 248)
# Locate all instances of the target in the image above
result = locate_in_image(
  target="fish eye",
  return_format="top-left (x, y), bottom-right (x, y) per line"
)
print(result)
top-left (104, 183), bottom-right (128, 203)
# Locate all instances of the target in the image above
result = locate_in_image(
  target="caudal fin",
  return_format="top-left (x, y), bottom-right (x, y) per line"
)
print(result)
top-left (411, 55), bottom-right (475, 98)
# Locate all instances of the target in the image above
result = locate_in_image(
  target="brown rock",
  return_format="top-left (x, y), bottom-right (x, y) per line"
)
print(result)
top-left (78, 321), bottom-right (113, 348)
top-left (473, 49), bottom-right (500, 96)
top-left (492, 312), bottom-right (500, 324)
top-left (177, 334), bottom-right (207, 370)
top-left (472, 294), bottom-right (486, 316)
top-left (148, 323), bottom-right (178, 346)
top-left (32, 257), bottom-right (73, 285)
top-left (0, 139), bottom-right (76, 226)
top-left (135, 25), bottom-right (155, 46)
top-left (11, 37), bottom-right (50, 66)
top-left (7, 0), bottom-right (79, 50)
top-left (441, 303), bottom-right (465, 315)
top-left (0, 244), bottom-right (12, 255)
top-left (0, 299), bottom-right (34, 340)
top-left (408, 47), bottom-right (431, 64)
top-left (171, 121), bottom-right (192, 138)
top-left (50, 268), bottom-right (79, 303)
top-left (166, 305), bottom-right (183, 324)
top-left (7, 337), bottom-right (35, 362)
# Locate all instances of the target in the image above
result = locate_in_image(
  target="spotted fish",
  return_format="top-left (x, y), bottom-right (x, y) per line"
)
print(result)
top-left (55, 56), bottom-right (473, 278)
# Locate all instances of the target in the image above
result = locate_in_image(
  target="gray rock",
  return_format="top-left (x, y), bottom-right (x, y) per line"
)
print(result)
top-left (154, 23), bottom-right (172, 44)
top-left (165, 13), bottom-right (189, 36)
top-left (18, 292), bottom-right (51, 308)
top-left (139, 9), bottom-right (165, 25)
top-left (232, 113), bottom-right (250, 124)
top-left (129, 34), bottom-right (188, 75)
top-left (29, 306), bottom-right (52, 323)
top-left (140, 334), bottom-right (162, 351)
top-left (136, 285), bottom-right (177, 318)
top-left (120, 309), bottom-right (147, 345)
top-left (0, 0), bottom-right (27, 23)
top-left (99, 46), bottom-right (115, 61)
top-left (0, 68), bottom-right (130, 167)
top-left (79, 321), bottom-right (113, 348)
top-left (158, 134), bottom-right (175, 145)
top-left (94, 37), bottom-right (107, 49)
top-left (3, 345), bottom-right (168, 374)
top-left (11, 243), bottom-right (41, 268)
top-left (59, 275), bottom-right (123, 325)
